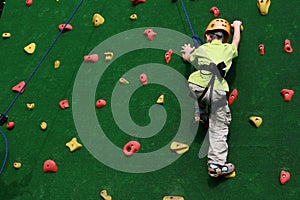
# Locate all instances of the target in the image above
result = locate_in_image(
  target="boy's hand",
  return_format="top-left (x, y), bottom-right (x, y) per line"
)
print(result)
top-left (181, 44), bottom-right (195, 62)
top-left (231, 20), bottom-right (242, 30)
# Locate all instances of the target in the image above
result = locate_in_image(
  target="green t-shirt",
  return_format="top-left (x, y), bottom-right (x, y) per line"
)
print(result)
top-left (188, 40), bottom-right (238, 91)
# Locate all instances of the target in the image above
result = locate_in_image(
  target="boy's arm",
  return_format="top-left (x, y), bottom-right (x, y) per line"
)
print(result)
top-left (231, 20), bottom-right (242, 49)
top-left (181, 44), bottom-right (195, 62)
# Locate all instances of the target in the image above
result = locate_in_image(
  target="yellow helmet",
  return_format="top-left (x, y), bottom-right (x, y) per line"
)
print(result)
top-left (204, 18), bottom-right (231, 42)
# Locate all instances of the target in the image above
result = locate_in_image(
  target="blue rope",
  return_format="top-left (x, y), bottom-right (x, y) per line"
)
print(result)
top-left (179, 0), bottom-right (204, 47)
top-left (0, 130), bottom-right (8, 174)
top-left (0, 0), bottom-right (84, 175)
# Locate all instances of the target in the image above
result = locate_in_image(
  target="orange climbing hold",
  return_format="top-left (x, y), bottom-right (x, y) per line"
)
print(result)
top-left (6, 122), bottom-right (15, 130)
top-left (210, 6), bottom-right (220, 18)
top-left (123, 141), bottom-right (140, 156)
top-left (280, 170), bottom-right (290, 185)
top-left (281, 89), bottom-right (294, 102)
top-left (84, 54), bottom-right (98, 63)
top-left (131, 0), bottom-right (146, 6)
top-left (228, 88), bottom-right (238, 106)
top-left (43, 160), bottom-right (58, 173)
top-left (26, 0), bottom-right (32, 7)
top-left (165, 49), bottom-right (173, 64)
top-left (283, 39), bottom-right (293, 54)
top-left (258, 44), bottom-right (264, 56)
top-left (58, 24), bottom-right (73, 32)
top-left (96, 99), bottom-right (107, 108)
top-left (143, 29), bottom-right (157, 40)
top-left (12, 81), bottom-right (26, 94)
top-left (59, 100), bottom-right (69, 110)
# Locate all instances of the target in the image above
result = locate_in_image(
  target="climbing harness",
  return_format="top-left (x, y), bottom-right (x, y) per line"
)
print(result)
top-left (0, 0), bottom-right (84, 175)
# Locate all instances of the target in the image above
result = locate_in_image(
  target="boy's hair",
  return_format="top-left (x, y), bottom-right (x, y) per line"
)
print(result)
top-left (206, 30), bottom-right (228, 43)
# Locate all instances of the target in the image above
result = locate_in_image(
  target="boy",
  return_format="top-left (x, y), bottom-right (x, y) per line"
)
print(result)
top-left (181, 18), bottom-right (242, 178)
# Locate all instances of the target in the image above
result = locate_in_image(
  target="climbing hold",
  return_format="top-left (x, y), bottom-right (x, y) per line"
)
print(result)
top-left (119, 77), bottom-right (129, 84)
top-left (280, 170), bottom-right (290, 185)
top-left (131, 0), bottom-right (146, 6)
top-left (130, 13), bottom-right (138, 20)
top-left (156, 94), bottom-right (164, 104)
top-left (165, 49), bottom-right (173, 64)
top-left (92, 13), bottom-right (105, 27)
top-left (258, 44), bottom-right (265, 56)
top-left (40, 122), bottom-right (47, 131)
top-left (257, 0), bottom-right (271, 15)
top-left (225, 171), bottom-right (236, 178)
top-left (66, 137), bottom-right (82, 152)
top-left (26, 0), bottom-right (32, 6)
top-left (139, 73), bottom-right (148, 86)
top-left (283, 39), bottom-right (293, 54)
top-left (2, 32), bottom-right (11, 38)
top-left (96, 99), bottom-right (107, 108)
top-left (26, 103), bottom-right (35, 110)
top-left (228, 88), bottom-right (238, 106)
top-left (84, 54), bottom-right (98, 63)
top-left (13, 162), bottom-right (22, 169)
top-left (24, 42), bottom-right (36, 54)
top-left (100, 190), bottom-right (112, 200)
top-left (281, 89), bottom-right (294, 102)
top-left (104, 52), bottom-right (113, 61)
top-left (170, 141), bottom-right (189, 154)
top-left (59, 100), bottom-right (69, 110)
top-left (210, 6), bottom-right (220, 18)
top-left (123, 141), bottom-right (140, 156)
top-left (163, 196), bottom-right (184, 200)
top-left (143, 29), bottom-right (157, 40)
top-left (58, 24), bottom-right (72, 32)
top-left (249, 116), bottom-right (263, 128)
top-left (54, 60), bottom-right (60, 69)
top-left (12, 81), bottom-right (26, 94)
top-left (6, 122), bottom-right (15, 130)
top-left (43, 160), bottom-right (58, 173)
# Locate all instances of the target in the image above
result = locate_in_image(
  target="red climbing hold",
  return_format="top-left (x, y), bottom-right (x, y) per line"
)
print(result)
top-left (123, 141), bottom-right (140, 156)
top-left (228, 88), bottom-right (238, 106)
top-left (143, 29), bottom-right (157, 41)
top-left (210, 6), bottom-right (220, 18)
top-left (43, 160), bottom-right (58, 173)
top-left (280, 170), bottom-right (290, 185)
top-left (12, 81), bottom-right (26, 94)
top-left (58, 24), bottom-right (73, 32)
top-left (6, 122), bottom-right (15, 130)
top-left (96, 99), bottom-right (107, 108)
top-left (131, 0), bottom-right (146, 6)
top-left (59, 100), bottom-right (69, 110)
top-left (281, 89), bottom-right (294, 102)
top-left (165, 49), bottom-right (173, 64)
top-left (258, 44), bottom-right (264, 56)
top-left (84, 54), bottom-right (98, 63)
top-left (26, 0), bottom-right (32, 7)
top-left (139, 73), bottom-right (148, 86)
top-left (283, 39), bottom-right (293, 53)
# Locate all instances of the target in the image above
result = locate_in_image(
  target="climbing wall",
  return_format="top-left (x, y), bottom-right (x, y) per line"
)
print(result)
top-left (0, 0), bottom-right (300, 199)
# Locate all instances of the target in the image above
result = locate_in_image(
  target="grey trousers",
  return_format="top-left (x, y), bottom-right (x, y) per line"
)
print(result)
top-left (189, 83), bottom-right (232, 166)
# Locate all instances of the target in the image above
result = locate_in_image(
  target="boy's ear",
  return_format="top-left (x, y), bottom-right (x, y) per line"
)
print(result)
top-left (205, 34), bottom-right (211, 42)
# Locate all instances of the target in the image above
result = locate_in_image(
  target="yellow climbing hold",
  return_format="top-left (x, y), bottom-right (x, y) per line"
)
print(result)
top-left (13, 162), bottom-right (22, 169)
top-left (2, 32), bottom-right (11, 38)
top-left (66, 137), bottom-right (82, 152)
top-left (163, 196), bottom-right (184, 200)
top-left (92, 13), bottom-right (105, 27)
top-left (26, 103), bottom-right (35, 110)
top-left (40, 122), bottom-right (47, 130)
top-left (100, 190), bottom-right (112, 200)
top-left (119, 77), bottom-right (129, 84)
top-left (170, 141), bottom-right (189, 155)
top-left (130, 14), bottom-right (138, 20)
top-left (104, 52), bottom-right (113, 61)
top-left (24, 42), bottom-right (36, 54)
top-left (225, 171), bottom-right (236, 178)
top-left (54, 60), bottom-right (60, 69)
top-left (156, 94), bottom-right (164, 104)
top-left (249, 116), bottom-right (263, 128)
top-left (257, 0), bottom-right (271, 16)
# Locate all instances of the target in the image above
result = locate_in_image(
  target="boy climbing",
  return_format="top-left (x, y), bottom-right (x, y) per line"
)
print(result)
top-left (181, 18), bottom-right (242, 178)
